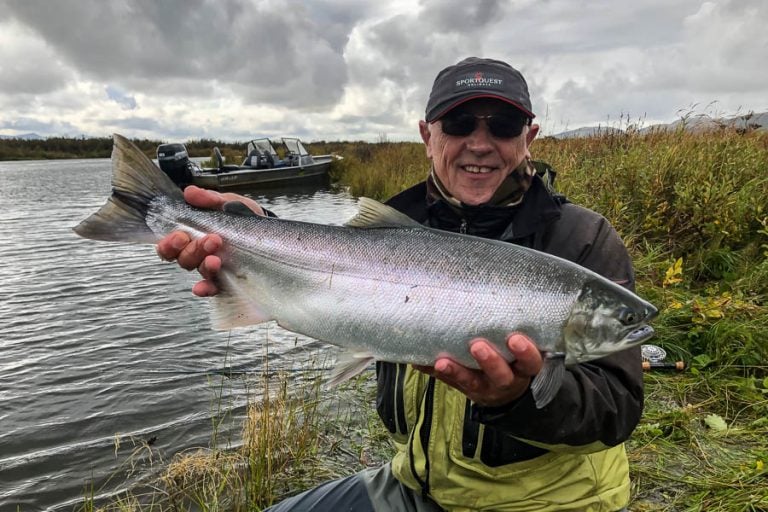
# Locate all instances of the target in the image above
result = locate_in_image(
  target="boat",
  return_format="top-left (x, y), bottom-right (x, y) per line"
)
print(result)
top-left (156, 137), bottom-right (338, 191)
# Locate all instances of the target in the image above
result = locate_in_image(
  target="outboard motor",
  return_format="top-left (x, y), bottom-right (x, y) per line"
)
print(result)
top-left (157, 143), bottom-right (195, 189)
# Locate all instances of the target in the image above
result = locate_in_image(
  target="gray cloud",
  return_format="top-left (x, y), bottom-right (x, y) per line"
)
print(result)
top-left (1, 0), bottom-right (368, 109)
top-left (0, 0), bottom-right (764, 140)
top-left (422, 0), bottom-right (508, 32)
top-left (0, 19), bottom-right (73, 95)
top-left (510, 0), bottom-right (703, 54)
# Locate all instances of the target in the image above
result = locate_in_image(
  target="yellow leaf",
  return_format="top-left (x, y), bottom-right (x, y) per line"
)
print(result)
top-left (704, 308), bottom-right (724, 319)
top-left (757, 460), bottom-right (764, 471)
top-left (663, 257), bottom-right (684, 287)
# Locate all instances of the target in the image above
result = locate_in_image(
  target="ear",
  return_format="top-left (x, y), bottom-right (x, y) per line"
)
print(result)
top-left (526, 123), bottom-right (540, 146)
top-left (419, 120), bottom-right (433, 159)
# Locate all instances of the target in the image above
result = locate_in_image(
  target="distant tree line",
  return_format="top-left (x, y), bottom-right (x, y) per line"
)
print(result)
top-left (0, 136), bottom-right (377, 162)
top-left (0, 136), bottom-right (248, 161)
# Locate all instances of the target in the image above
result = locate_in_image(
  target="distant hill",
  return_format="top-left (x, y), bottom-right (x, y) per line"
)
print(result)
top-left (0, 133), bottom-right (44, 140)
top-left (665, 112), bottom-right (768, 132)
top-left (550, 126), bottom-right (624, 139)
top-left (553, 112), bottom-right (768, 138)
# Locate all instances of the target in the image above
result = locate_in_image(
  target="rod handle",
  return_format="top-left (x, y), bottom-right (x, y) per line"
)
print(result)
top-left (642, 361), bottom-right (686, 371)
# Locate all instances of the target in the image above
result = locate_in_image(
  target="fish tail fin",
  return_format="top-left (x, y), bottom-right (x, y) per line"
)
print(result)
top-left (73, 133), bottom-right (185, 243)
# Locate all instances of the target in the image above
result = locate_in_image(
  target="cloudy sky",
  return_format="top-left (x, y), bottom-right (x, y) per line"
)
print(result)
top-left (0, 0), bottom-right (765, 142)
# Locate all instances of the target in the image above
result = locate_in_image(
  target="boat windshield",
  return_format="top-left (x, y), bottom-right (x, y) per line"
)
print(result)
top-left (246, 139), bottom-right (278, 157)
top-left (281, 138), bottom-right (309, 157)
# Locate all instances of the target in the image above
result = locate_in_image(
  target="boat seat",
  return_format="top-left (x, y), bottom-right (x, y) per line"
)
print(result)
top-left (244, 149), bottom-right (261, 167)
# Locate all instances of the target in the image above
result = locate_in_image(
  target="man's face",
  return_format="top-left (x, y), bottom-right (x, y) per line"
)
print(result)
top-left (419, 98), bottom-right (539, 206)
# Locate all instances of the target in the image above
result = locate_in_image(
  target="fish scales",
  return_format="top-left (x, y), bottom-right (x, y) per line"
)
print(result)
top-left (150, 202), bottom-right (592, 367)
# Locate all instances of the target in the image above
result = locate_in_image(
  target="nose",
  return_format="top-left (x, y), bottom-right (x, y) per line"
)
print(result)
top-left (465, 120), bottom-right (494, 152)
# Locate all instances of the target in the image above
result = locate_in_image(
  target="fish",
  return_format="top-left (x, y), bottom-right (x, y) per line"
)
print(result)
top-left (74, 134), bottom-right (658, 408)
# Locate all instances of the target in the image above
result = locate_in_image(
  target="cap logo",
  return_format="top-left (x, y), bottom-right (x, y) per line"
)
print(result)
top-left (455, 71), bottom-right (504, 90)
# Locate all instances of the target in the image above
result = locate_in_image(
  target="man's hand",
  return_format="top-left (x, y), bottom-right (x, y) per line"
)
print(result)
top-left (155, 186), bottom-right (264, 297)
top-left (414, 333), bottom-right (543, 407)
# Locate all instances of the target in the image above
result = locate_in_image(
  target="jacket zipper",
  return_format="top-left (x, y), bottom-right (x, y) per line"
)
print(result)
top-left (459, 218), bottom-right (468, 234)
top-left (409, 376), bottom-right (436, 498)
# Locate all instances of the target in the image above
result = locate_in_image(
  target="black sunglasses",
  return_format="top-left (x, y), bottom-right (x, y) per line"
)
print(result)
top-left (440, 113), bottom-right (530, 139)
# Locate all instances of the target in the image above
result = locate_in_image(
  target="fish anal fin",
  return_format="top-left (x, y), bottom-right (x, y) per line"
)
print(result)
top-left (530, 352), bottom-right (566, 409)
top-left (328, 351), bottom-right (375, 385)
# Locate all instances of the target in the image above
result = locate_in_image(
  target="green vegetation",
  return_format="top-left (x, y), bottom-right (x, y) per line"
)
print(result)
top-left (0, 137), bottom-right (353, 164)
top-left (629, 370), bottom-right (768, 510)
top-left (67, 126), bottom-right (768, 511)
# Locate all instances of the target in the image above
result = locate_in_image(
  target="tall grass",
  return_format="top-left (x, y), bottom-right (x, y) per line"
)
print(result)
top-left (328, 141), bottom-right (429, 200)
top-left (536, 129), bottom-right (768, 279)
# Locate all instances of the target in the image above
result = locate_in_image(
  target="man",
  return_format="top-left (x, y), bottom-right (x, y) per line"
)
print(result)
top-left (157, 57), bottom-right (642, 511)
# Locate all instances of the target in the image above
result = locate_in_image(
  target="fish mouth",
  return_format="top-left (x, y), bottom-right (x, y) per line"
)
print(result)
top-left (623, 325), bottom-right (656, 345)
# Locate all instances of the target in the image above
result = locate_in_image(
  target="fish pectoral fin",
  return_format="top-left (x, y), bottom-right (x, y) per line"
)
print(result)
top-left (530, 352), bottom-right (566, 409)
top-left (328, 351), bottom-right (375, 386)
top-left (210, 293), bottom-right (272, 328)
top-left (209, 273), bottom-right (273, 329)
top-left (345, 197), bottom-right (423, 229)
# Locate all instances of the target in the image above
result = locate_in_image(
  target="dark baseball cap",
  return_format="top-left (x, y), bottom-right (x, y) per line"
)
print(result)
top-left (425, 57), bottom-right (535, 122)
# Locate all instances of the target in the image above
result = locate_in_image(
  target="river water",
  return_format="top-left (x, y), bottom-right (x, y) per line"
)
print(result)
top-left (0, 158), bottom-right (359, 511)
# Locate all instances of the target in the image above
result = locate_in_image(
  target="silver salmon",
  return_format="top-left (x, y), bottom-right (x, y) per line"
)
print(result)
top-left (74, 134), bottom-right (657, 408)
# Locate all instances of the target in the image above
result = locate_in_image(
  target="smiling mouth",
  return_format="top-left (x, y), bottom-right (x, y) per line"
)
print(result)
top-left (462, 165), bottom-right (496, 174)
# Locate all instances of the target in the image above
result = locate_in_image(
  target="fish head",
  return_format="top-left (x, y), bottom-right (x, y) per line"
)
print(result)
top-left (563, 279), bottom-right (658, 363)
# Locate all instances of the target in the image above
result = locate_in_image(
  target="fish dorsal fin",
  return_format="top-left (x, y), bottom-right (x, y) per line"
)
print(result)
top-left (345, 197), bottom-right (423, 229)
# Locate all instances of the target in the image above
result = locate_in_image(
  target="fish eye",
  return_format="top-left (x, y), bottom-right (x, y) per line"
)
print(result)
top-left (618, 307), bottom-right (637, 325)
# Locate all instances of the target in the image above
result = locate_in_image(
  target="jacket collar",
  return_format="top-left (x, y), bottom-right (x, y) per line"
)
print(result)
top-left (426, 174), bottom-right (562, 242)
